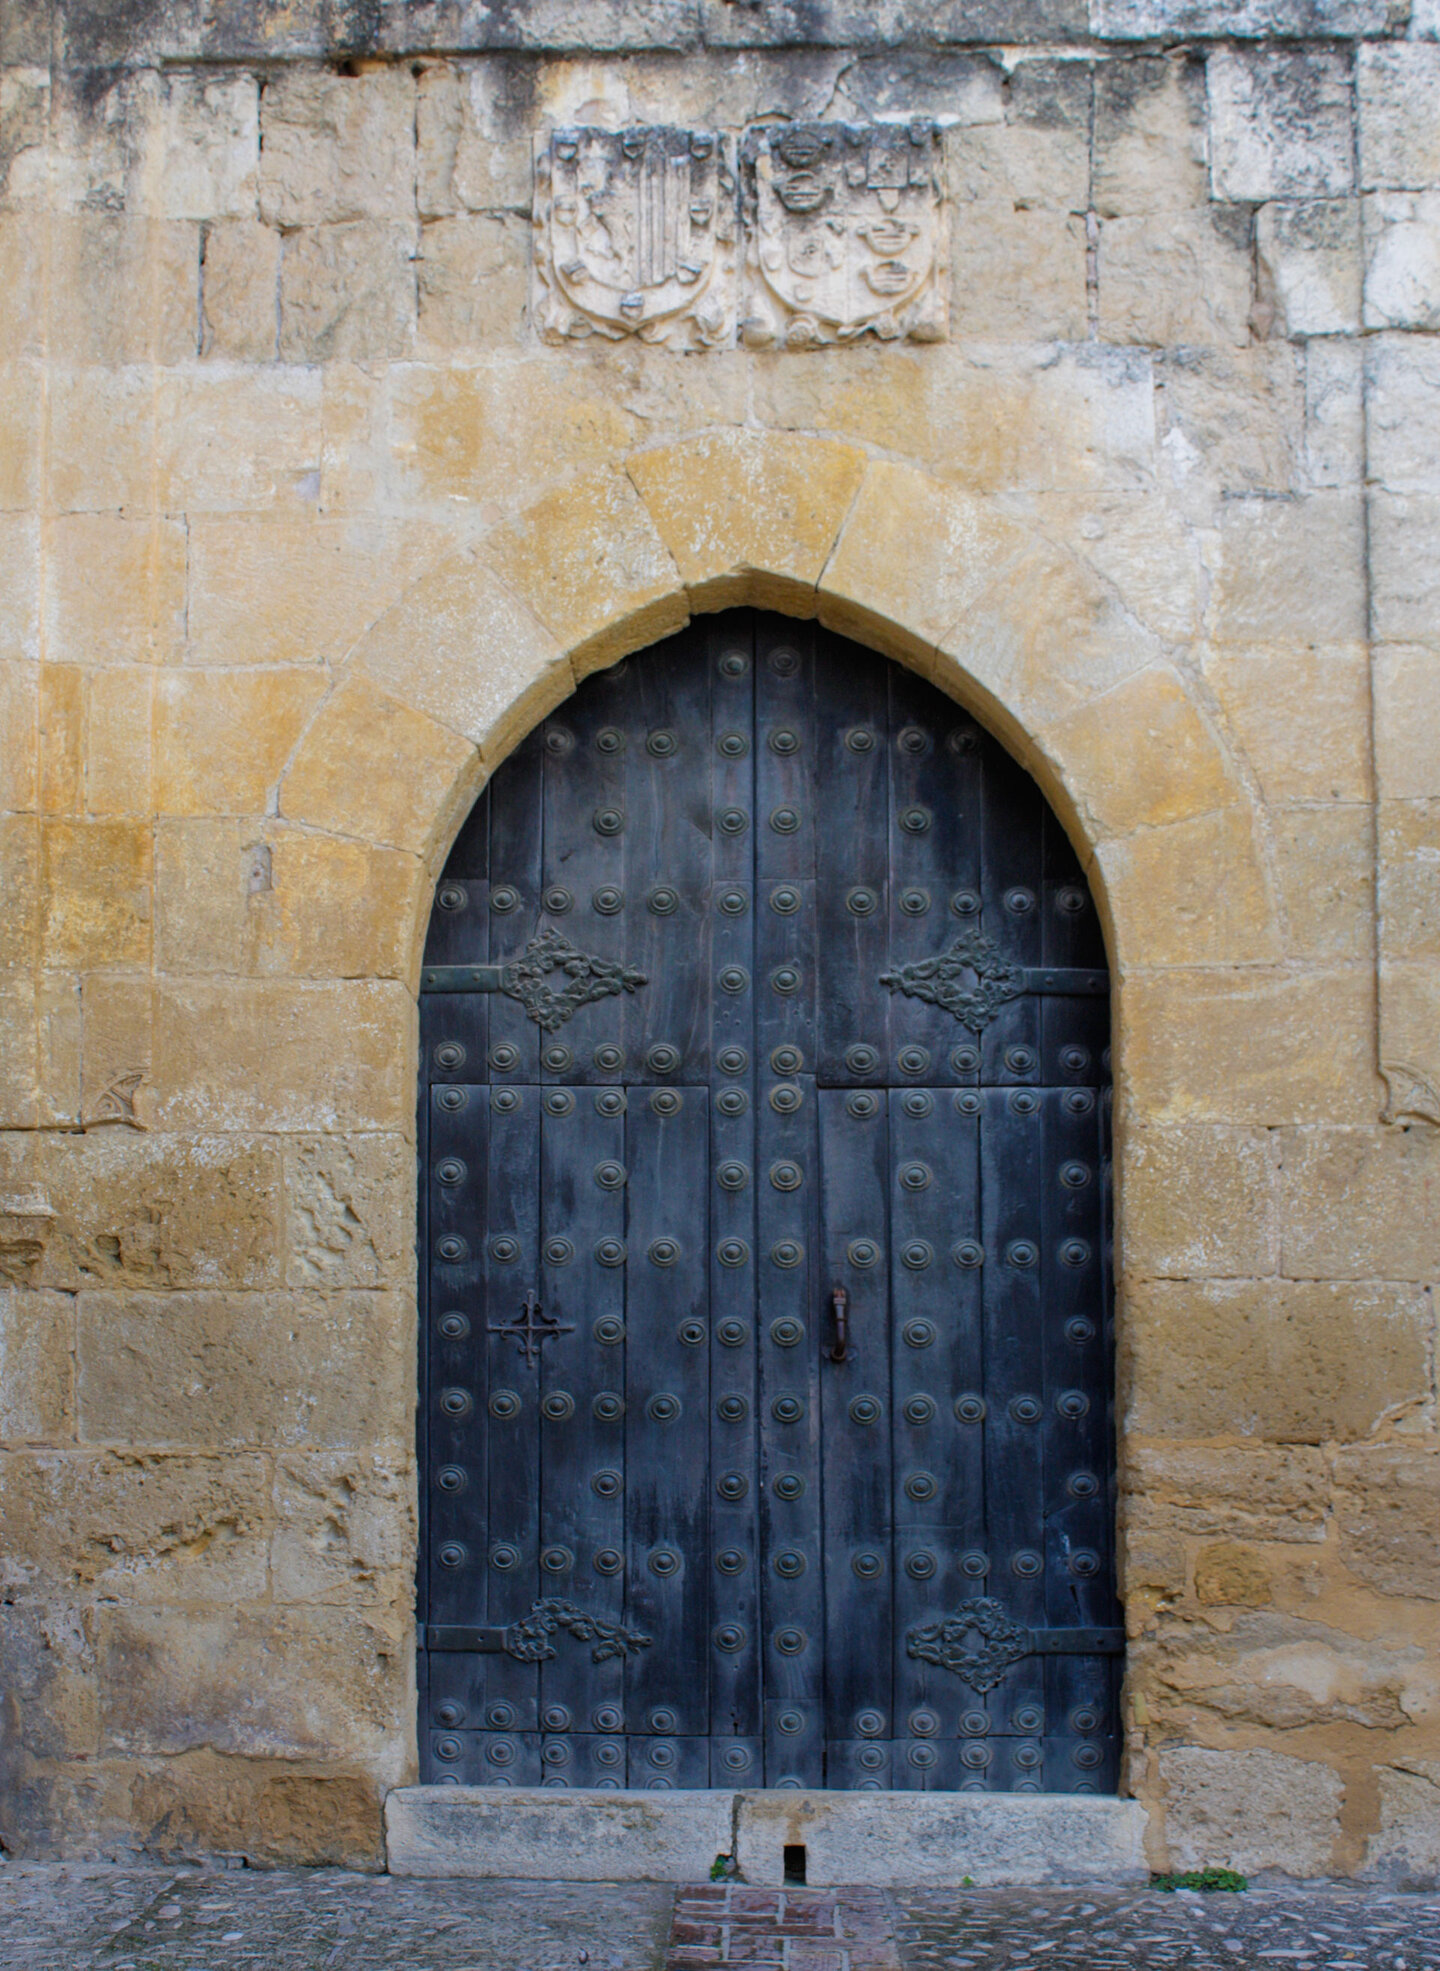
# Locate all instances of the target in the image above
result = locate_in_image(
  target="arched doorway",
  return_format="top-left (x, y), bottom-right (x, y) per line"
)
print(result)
top-left (417, 610), bottom-right (1118, 1794)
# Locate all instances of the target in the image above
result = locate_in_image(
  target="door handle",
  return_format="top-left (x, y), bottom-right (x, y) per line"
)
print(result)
top-left (827, 1285), bottom-right (851, 1364)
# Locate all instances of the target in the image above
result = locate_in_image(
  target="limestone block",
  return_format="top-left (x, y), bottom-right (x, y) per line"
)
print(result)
top-left (1378, 797), bottom-right (1440, 959)
top-left (0, 361), bottom-right (42, 511)
top-left (154, 670), bottom-right (327, 818)
top-left (78, 976), bottom-right (151, 1131)
top-left (0, 974), bottom-right (39, 1128)
top-left (1379, 959), bottom-right (1440, 1123)
top-left (1096, 809), bottom-right (1279, 968)
top-left (1157, 345), bottom-right (1305, 498)
top-left (1093, 55), bottom-right (1209, 218)
top-left (258, 68), bottom-right (416, 227)
top-left (148, 73), bottom-right (259, 222)
top-left (1093, 0), bottom-right (1386, 32)
top-left (485, 469), bottom-right (687, 678)
top-left (1120, 1125), bottom-right (1279, 1277)
top-left (949, 203), bottom-right (1088, 344)
top-left (1280, 1125), bottom-right (1440, 1280)
top-left (1150, 1610), bottom-right (1424, 1730)
top-left (270, 1449), bottom-right (412, 1605)
top-left (96, 1604), bottom-right (408, 1766)
top-left (284, 1135), bottom-right (411, 1290)
top-left (0, 1450), bottom-right (271, 1603)
top-left (1369, 496), bottom-right (1440, 645)
top-left (0, 215), bottom-right (43, 360)
top-left (1367, 335), bottom-right (1440, 495)
top-left (39, 820), bottom-right (152, 972)
top-left (1305, 335), bottom-right (1364, 488)
top-left (754, 343), bottom-right (1155, 497)
top-left (0, 69), bottom-right (48, 207)
top-left (39, 664), bottom-right (83, 817)
top-left (1333, 1446), bottom-right (1440, 1600)
top-left (1125, 1278), bottom-right (1429, 1441)
top-left (1364, 192), bottom-right (1440, 329)
top-left (200, 218), bottom-right (280, 362)
top-left (247, 830), bottom-right (423, 983)
top-left (386, 1786), bottom-right (735, 1881)
top-left (45, 515), bottom-right (186, 670)
top-left (247, 1773), bottom-right (385, 1871)
top-left (1270, 804), bottom-right (1373, 963)
top-left (279, 220), bottom-right (418, 363)
top-left (1359, 45), bottom-right (1440, 192)
top-left (416, 64), bottom-right (462, 219)
top-left (1256, 201), bottom-right (1362, 337)
top-left (1212, 493), bottom-right (1366, 644)
top-left (280, 672), bottom-right (476, 856)
top-left (1032, 492), bottom-right (1202, 644)
top-left (320, 360), bottom-right (390, 512)
top-left (154, 366), bottom-right (322, 513)
top-left (450, 71), bottom-right (535, 215)
top-left (1207, 51), bottom-right (1354, 202)
top-left (356, 551), bottom-right (571, 765)
top-left (186, 516), bottom-right (443, 668)
top-left (1123, 1444), bottom-right (1329, 1544)
top-left (386, 360), bottom-right (639, 510)
top-left (45, 366), bottom-right (152, 515)
top-left (0, 1602), bottom-right (100, 1766)
top-left (77, 1289), bottom-right (410, 1451)
top-left (1121, 964), bottom-right (1378, 1126)
top-left (416, 214), bottom-right (526, 352)
top-left (628, 430), bottom-right (866, 615)
top-left (154, 818), bottom-right (421, 984)
top-left (949, 60), bottom-right (1091, 212)
top-left (1041, 667), bottom-right (1240, 838)
top-left (148, 979), bottom-right (413, 1133)
top-left (747, 1791), bottom-right (1146, 1887)
top-left (0, 813), bottom-right (38, 968)
top-left (1373, 645), bottom-right (1439, 802)
top-left (0, 656), bottom-right (38, 811)
top-left (1364, 1766), bottom-right (1440, 1887)
top-left (0, 1289), bottom-right (75, 1443)
top-left (46, 217), bottom-right (199, 366)
top-left (1202, 642), bottom-right (1371, 802)
top-left (37, 1133), bottom-right (282, 1293)
top-left (1098, 208), bottom-right (1253, 350)
top-left (0, 514), bottom-right (39, 667)
top-left (818, 459), bottom-right (1027, 678)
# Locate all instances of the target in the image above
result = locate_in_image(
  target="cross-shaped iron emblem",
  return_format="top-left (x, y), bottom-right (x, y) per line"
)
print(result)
top-left (487, 1289), bottom-right (575, 1368)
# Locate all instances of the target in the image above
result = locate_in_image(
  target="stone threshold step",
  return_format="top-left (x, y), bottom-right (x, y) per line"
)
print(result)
top-left (385, 1786), bottom-right (1147, 1886)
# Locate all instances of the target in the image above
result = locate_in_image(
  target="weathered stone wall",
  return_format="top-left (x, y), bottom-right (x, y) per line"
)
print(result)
top-left (1, 0), bottom-right (1437, 1879)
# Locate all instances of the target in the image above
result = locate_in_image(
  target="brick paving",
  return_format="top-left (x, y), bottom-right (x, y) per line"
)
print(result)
top-left (666, 1884), bottom-right (901, 1970)
top-left (1, 1866), bottom-right (1439, 1969)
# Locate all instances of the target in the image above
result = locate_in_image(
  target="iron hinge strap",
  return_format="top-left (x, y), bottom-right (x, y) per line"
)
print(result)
top-left (421, 965), bottom-right (503, 993)
top-left (420, 963), bottom-right (1107, 998)
top-left (419, 1622), bottom-right (1123, 1655)
top-left (1026, 1627), bottom-right (1126, 1655)
top-left (421, 1623), bottom-right (509, 1651)
top-left (1021, 968), bottom-right (1108, 997)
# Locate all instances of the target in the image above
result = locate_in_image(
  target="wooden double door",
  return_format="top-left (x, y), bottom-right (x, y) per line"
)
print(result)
top-left (418, 612), bottom-right (1119, 1794)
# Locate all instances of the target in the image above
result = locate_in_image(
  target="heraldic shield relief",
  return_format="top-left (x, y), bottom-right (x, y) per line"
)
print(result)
top-left (741, 120), bottom-right (947, 348)
top-left (533, 126), bottom-right (738, 349)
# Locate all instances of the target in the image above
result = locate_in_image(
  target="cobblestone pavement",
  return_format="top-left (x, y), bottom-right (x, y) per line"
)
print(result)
top-left (2, 1868), bottom-right (1439, 1970)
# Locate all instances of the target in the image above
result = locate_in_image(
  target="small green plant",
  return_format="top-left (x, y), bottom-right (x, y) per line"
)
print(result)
top-left (1153, 1868), bottom-right (1248, 1893)
top-left (709, 1855), bottom-right (730, 1881)
top-left (961, 1876), bottom-right (975, 1888)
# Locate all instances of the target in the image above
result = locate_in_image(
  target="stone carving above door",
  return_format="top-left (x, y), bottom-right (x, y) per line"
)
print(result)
top-left (531, 121), bottom-right (948, 350)
top-left (741, 121), bottom-right (947, 348)
top-left (532, 126), bottom-right (738, 349)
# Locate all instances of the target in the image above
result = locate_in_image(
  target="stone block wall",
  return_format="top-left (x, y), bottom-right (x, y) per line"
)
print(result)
top-left (0, 0), bottom-right (1437, 1880)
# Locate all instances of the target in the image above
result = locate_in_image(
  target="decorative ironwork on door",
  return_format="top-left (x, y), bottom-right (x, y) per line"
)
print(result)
top-left (419, 612), bottom-right (1119, 1794)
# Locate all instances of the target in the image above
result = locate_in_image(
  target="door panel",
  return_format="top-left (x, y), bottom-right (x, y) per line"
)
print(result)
top-left (418, 610), bottom-right (1119, 1792)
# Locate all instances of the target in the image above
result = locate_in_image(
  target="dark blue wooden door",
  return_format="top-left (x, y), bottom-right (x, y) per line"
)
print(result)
top-left (419, 612), bottom-right (1119, 1794)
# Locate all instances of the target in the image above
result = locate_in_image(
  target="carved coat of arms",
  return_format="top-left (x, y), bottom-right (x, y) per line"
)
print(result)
top-left (533, 126), bottom-right (737, 349)
top-left (741, 120), bottom-right (947, 348)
